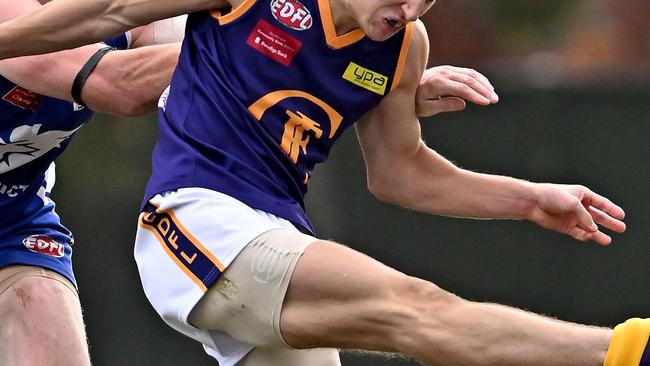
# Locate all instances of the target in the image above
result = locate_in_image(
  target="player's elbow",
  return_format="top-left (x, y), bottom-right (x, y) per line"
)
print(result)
top-left (368, 160), bottom-right (462, 211)
top-left (89, 89), bottom-right (157, 117)
top-left (116, 96), bottom-right (157, 117)
top-left (367, 173), bottom-right (417, 207)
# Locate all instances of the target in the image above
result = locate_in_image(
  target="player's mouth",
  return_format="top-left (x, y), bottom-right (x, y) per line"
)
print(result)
top-left (385, 18), bottom-right (404, 29)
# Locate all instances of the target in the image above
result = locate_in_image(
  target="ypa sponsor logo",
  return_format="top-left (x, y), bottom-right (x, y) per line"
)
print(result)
top-left (270, 0), bottom-right (313, 31)
top-left (23, 235), bottom-right (65, 258)
top-left (342, 62), bottom-right (389, 95)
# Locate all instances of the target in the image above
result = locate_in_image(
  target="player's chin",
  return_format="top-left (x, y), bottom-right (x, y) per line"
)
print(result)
top-left (366, 22), bottom-right (402, 41)
top-left (367, 31), bottom-right (399, 42)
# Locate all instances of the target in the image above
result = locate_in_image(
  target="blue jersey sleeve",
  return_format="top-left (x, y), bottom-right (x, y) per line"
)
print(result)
top-left (102, 32), bottom-right (131, 50)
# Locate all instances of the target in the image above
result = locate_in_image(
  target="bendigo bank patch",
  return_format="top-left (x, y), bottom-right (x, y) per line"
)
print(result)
top-left (247, 19), bottom-right (302, 67)
top-left (139, 203), bottom-right (224, 292)
top-left (3, 86), bottom-right (42, 111)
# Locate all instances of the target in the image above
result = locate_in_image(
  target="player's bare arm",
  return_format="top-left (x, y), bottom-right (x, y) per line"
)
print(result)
top-left (0, 0), bottom-right (229, 59)
top-left (357, 21), bottom-right (625, 245)
top-left (76, 43), bottom-right (181, 116)
top-left (0, 43), bottom-right (180, 116)
top-left (0, 0), bottom-right (181, 116)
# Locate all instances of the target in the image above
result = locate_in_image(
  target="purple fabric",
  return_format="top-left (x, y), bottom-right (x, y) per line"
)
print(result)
top-left (143, 1), bottom-right (409, 234)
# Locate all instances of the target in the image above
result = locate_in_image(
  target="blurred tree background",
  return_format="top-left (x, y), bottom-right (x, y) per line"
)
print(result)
top-left (54, 0), bottom-right (649, 365)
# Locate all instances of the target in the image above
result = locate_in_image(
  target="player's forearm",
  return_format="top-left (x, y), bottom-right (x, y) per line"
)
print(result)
top-left (0, 0), bottom-right (120, 59)
top-left (372, 145), bottom-right (539, 220)
top-left (83, 43), bottom-right (181, 117)
top-left (0, 0), bottom-right (213, 60)
top-left (413, 168), bottom-right (539, 220)
top-left (0, 44), bottom-right (106, 101)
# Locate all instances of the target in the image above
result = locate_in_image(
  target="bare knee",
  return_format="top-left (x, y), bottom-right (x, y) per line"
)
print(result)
top-left (0, 275), bottom-right (90, 366)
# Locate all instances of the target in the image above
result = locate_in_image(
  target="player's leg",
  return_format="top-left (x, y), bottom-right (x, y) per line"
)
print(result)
top-left (142, 189), bottom-right (613, 365)
top-left (136, 188), bottom-right (342, 366)
top-left (188, 228), bottom-right (341, 365)
top-left (279, 239), bottom-right (612, 366)
top-left (238, 347), bottom-right (340, 366)
top-left (0, 265), bottom-right (90, 366)
top-left (189, 228), bottom-right (610, 365)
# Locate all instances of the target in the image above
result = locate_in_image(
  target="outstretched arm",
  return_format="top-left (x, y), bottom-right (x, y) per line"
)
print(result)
top-left (0, 44), bottom-right (181, 117)
top-left (0, 43), bottom-right (181, 117)
top-left (74, 43), bottom-right (181, 116)
top-left (356, 21), bottom-right (625, 245)
top-left (0, 0), bottom-right (226, 59)
top-left (0, 0), bottom-right (181, 116)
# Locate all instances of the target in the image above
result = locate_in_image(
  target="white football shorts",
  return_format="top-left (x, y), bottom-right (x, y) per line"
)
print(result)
top-left (134, 187), bottom-right (309, 366)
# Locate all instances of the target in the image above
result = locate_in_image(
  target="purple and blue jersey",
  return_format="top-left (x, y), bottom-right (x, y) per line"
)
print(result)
top-left (145, 0), bottom-right (413, 234)
top-left (0, 79), bottom-right (91, 286)
top-left (0, 36), bottom-right (130, 286)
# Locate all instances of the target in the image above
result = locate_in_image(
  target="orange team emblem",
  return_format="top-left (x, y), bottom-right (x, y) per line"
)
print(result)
top-left (248, 90), bottom-right (343, 164)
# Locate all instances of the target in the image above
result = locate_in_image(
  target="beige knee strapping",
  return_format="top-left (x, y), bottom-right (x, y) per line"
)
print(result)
top-left (239, 347), bottom-right (341, 366)
top-left (0, 265), bottom-right (77, 296)
top-left (189, 228), bottom-right (316, 348)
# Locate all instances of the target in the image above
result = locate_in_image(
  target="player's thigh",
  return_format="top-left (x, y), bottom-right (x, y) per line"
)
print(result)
top-left (0, 265), bottom-right (90, 366)
top-left (280, 240), bottom-right (440, 352)
top-left (239, 347), bottom-right (341, 366)
top-left (189, 228), bottom-right (442, 355)
top-left (189, 228), bottom-right (318, 348)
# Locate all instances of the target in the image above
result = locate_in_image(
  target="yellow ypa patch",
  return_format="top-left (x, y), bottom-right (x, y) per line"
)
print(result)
top-left (342, 62), bottom-right (388, 96)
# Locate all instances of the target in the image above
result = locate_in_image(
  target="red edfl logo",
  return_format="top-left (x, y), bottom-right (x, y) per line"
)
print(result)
top-left (22, 235), bottom-right (65, 258)
top-left (270, 0), bottom-right (313, 31)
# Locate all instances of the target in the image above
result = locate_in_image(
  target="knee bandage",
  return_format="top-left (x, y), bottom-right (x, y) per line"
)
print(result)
top-left (604, 318), bottom-right (650, 366)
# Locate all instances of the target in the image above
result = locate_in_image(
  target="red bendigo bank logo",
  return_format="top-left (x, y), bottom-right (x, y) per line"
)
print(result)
top-left (270, 0), bottom-right (313, 30)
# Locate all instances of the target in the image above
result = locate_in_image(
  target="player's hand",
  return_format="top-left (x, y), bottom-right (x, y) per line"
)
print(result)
top-left (415, 65), bottom-right (499, 117)
top-left (527, 183), bottom-right (626, 245)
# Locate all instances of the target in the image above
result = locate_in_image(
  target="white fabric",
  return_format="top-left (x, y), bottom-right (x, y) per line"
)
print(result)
top-left (153, 15), bottom-right (188, 44)
top-left (134, 187), bottom-right (298, 366)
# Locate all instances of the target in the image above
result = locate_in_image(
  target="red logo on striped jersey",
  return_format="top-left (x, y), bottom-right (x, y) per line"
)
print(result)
top-left (22, 235), bottom-right (65, 258)
top-left (3, 86), bottom-right (41, 111)
top-left (270, 0), bottom-right (313, 31)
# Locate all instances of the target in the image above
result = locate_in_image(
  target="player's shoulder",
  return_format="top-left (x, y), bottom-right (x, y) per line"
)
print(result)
top-left (397, 20), bottom-right (429, 89)
top-left (410, 20), bottom-right (429, 61)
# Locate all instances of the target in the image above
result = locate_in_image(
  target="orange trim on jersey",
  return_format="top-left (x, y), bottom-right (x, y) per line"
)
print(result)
top-left (211, 0), bottom-right (257, 25)
top-left (248, 89), bottom-right (343, 138)
top-left (390, 23), bottom-right (414, 92)
top-left (317, 0), bottom-right (365, 49)
top-left (139, 213), bottom-right (208, 293)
